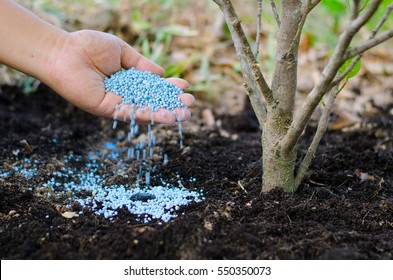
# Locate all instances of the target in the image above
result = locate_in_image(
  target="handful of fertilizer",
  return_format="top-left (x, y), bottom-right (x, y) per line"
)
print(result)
top-left (104, 67), bottom-right (187, 113)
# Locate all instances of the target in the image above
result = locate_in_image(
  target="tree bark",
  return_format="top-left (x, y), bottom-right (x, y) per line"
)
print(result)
top-left (261, 0), bottom-right (303, 192)
top-left (262, 119), bottom-right (297, 192)
top-left (213, 0), bottom-right (393, 193)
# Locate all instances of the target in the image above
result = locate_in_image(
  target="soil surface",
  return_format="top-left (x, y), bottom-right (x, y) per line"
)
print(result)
top-left (1, 85), bottom-right (392, 260)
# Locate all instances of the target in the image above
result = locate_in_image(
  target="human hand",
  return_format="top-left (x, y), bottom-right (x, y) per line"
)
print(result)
top-left (46, 30), bottom-right (194, 124)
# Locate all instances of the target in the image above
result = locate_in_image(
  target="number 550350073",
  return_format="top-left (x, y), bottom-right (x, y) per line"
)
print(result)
top-left (217, 266), bottom-right (271, 276)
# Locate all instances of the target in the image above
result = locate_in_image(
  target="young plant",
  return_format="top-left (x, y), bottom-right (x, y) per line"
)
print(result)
top-left (213, 0), bottom-right (393, 192)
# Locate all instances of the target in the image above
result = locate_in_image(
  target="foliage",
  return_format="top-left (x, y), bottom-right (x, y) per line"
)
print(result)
top-left (339, 56), bottom-right (362, 81)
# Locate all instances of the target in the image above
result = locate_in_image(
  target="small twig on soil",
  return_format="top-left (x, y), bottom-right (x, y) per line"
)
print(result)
top-left (337, 178), bottom-right (350, 188)
top-left (20, 139), bottom-right (33, 153)
top-left (302, 190), bottom-right (315, 210)
top-left (237, 180), bottom-right (248, 194)
top-left (307, 179), bottom-right (326, 186)
top-left (286, 214), bottom-right (292, 224)
top-left (362, 209), bottom-right (372, 225)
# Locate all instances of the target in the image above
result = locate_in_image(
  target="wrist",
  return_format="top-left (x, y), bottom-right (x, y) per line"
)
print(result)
top-left (0, 0), bottom-right (70, 86)
top-left (39, 30), bottom-right (71, 87)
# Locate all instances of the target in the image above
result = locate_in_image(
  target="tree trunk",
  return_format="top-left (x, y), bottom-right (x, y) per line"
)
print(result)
top-left (213, 0), bottom-right (393, 193)
top-left (261, 0), bottom-right (302, 193)
top-left (262, 116), bottom-right (297, 193)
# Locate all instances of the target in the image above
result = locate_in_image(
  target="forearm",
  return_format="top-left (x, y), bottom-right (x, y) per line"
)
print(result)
top-left (0, 0), bottom-right (68, 83)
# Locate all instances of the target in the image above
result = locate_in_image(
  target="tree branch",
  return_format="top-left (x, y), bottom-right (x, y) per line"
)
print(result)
top-left (280, 0), bottom-right (383, 157)
top-left (371, 3), bottom-right (393, 37)
top-left (333, 3), bottom-right (393, 87)
top-left (294, 85), bottom-right (339, 190)
top-left (244, 82), bottom-right (267, 124)
top-left (343, 30), bottom-right (393, 61)
top-left (350, 0), bottom-right (361, 20)
top-left (349, 0), bottom-right (383, 33)
top-left (310, 0), bottom-right (321, 10)
top-left (331, 55), bottom-right (362, 88)
top-left (270, 0), bottom-right (281, 27)
top-left (213, 0), bottom-right (273, 125)
top-left (285, 0), bottom-right (311, 58)
top-left (255, 0), bottom-right (263, 58)
top-left (292, 0), bottom-right (323, 47)
top-left (270, 0), bottom-right (303, 124)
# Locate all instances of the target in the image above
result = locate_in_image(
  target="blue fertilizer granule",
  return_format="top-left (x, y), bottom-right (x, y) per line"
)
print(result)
top-left (0, 142), bottom-right (204, 223)
top-left (0, 157), bottom-right (38, 179)
top-left (0, 70), bottom-right (196, 224)
top-left (106, 68), bottom-right (187, 184)
top-left (104, 68), bottom-right (186, 112)
top-left (48, 161), bottom-right (203, 222)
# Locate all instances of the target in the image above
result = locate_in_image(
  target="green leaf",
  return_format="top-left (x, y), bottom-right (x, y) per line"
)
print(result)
top-left (347, 59), bottom-right (361, 79)
top-left (165, 56), bottom-right (194, 78)
top-left (321, 0), bottom-right (347, 14)
top-left (338, 57), bottom-right (362, 81)
top-left (338, 59), bottom-right (350, 74)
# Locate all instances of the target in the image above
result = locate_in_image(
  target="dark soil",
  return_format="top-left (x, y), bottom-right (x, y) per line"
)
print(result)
top-left (1, 85), bottom-right (392, 260)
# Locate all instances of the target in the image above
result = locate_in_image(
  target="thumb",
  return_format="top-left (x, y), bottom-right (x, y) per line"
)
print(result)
top-left (119, 41), bottom-right (164, 76)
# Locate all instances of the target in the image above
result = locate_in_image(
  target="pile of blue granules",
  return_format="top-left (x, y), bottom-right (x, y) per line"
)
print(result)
top-left (0, 68), bottom-right (203, 223)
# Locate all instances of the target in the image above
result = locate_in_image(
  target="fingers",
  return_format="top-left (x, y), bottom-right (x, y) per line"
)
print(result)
top-left (120, 42), bottom-right (164, 76)
top-left (99, 90), bottom-right (194, 124)
top-left (110, 103), bottom-right (190, 124)
top-left (105, 41), bottom-right (194, 123)
top-left (174, 108), bottom-right (191, 121)
top-left (166, 78), bottom-right (195, 108)
top-left (166, 77), bottom-right (189, 89)
top-left (136, 108), bottom-right (176, 124)
top-left (179, 93), bottom-right (195, 108)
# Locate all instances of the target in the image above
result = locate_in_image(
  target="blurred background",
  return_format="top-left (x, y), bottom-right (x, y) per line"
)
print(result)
top-left (1, 0), bottom-right (392, 129)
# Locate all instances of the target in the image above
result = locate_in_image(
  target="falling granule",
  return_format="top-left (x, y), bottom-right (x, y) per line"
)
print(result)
top-left (178, 117), bottom-right (184, 148)
top-left (105, 68), bottom-right (188, 187)
top-left (0, 142), bottom-right (204, 224)
top-left (145, 171), bottom-right (151, 186)
top-left (16, 68), bottom-right (201, 223)
top-left (112, 120), bottom-right (118, 130)
top-left (163, 153), bottom-right (169, 166)
top-left (127, 148), bottom-right (134, 159)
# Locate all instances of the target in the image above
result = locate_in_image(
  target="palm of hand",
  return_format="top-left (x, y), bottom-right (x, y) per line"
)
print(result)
top-left (49, 30), bottom-right (193, 124)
